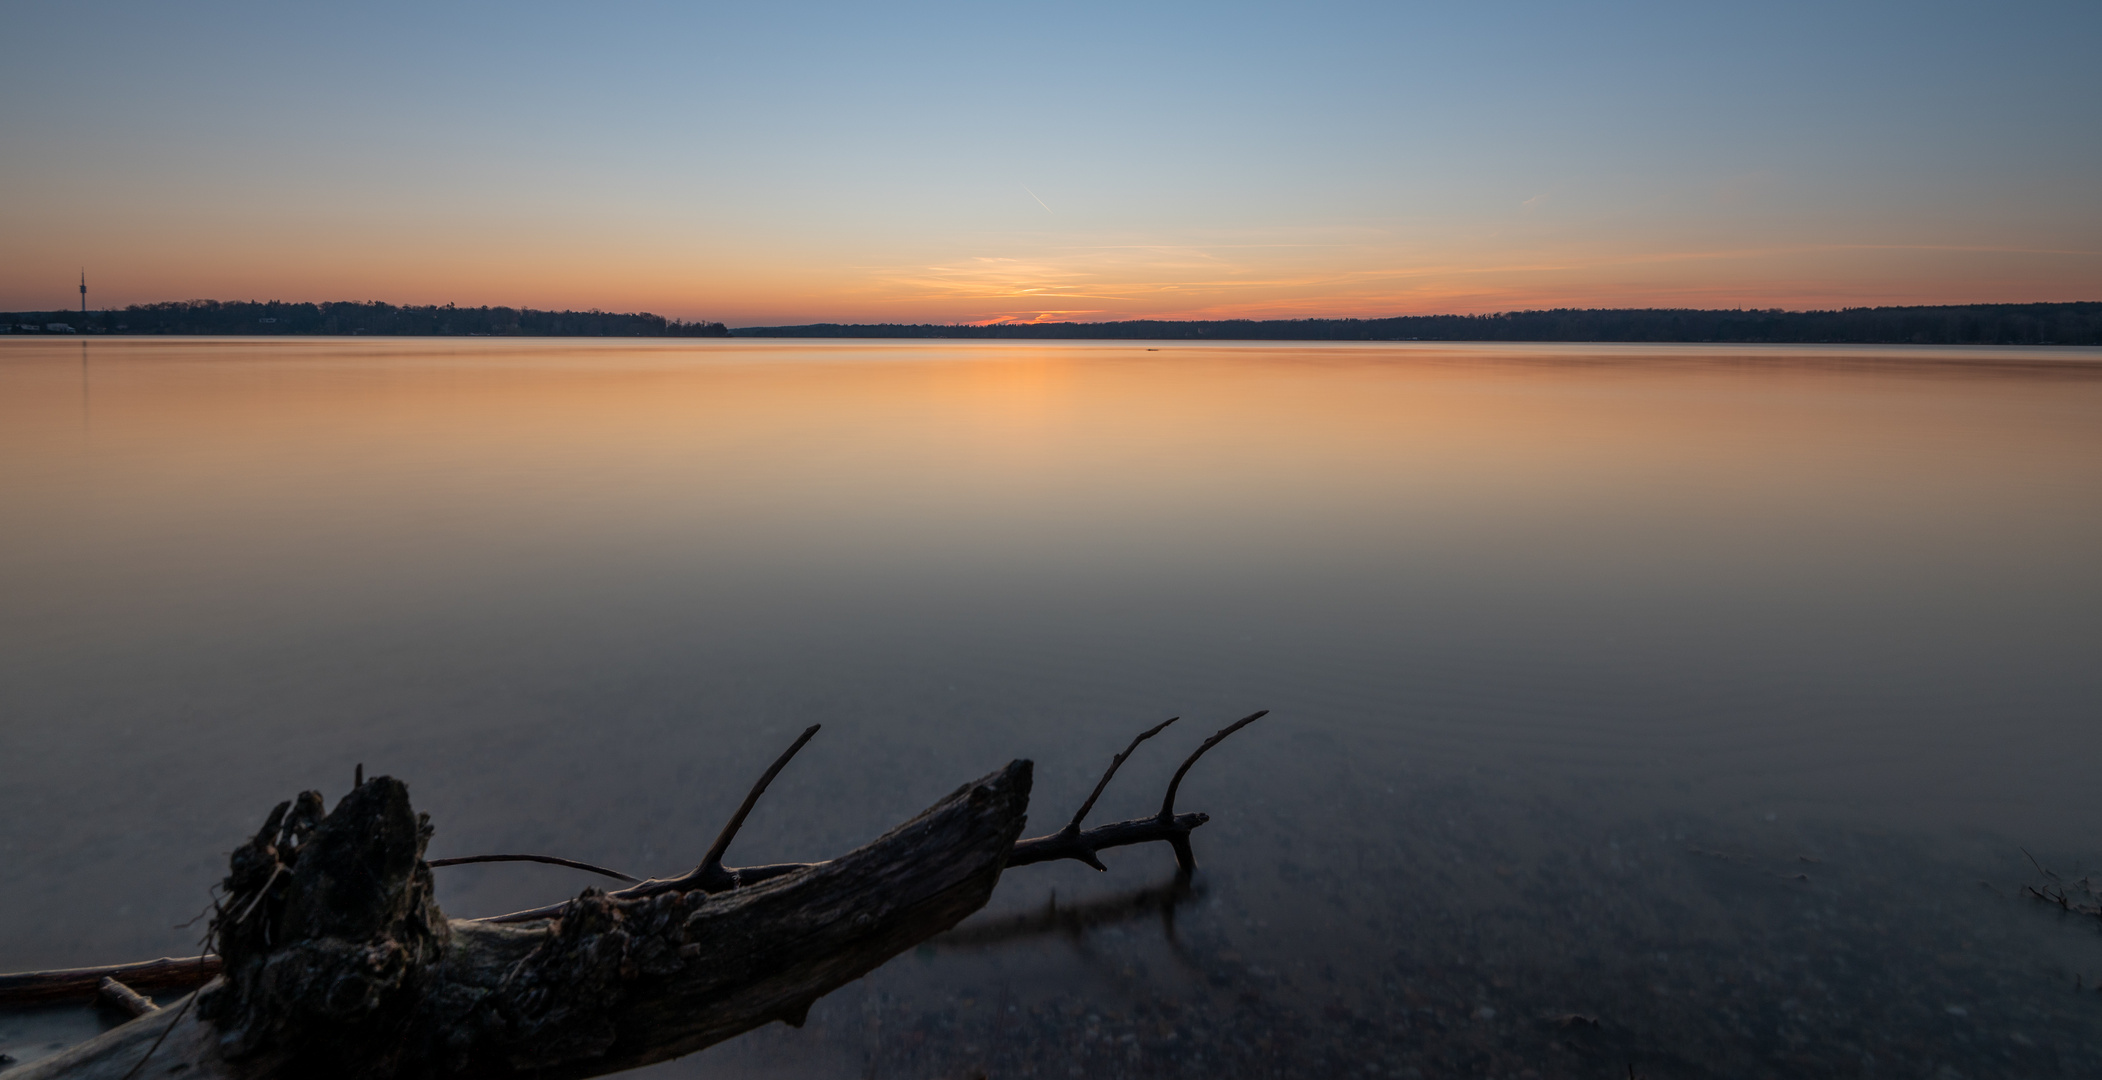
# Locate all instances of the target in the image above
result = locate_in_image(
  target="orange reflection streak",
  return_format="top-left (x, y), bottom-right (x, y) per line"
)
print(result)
top-left (6, 337), bottom-right (2102, 733)
top-left (9, 337), bottom-right (2102, 574)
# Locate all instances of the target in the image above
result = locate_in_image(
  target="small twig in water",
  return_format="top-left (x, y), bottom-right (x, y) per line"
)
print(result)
top-left (232, 864), bottom-right (285, 925)
top-left (97, 977), bottom-right (158, 1018)
top-left (2021, 847), bottom-right (2060, 882)
top-left (428, 854), bottom-right (639, 883)
top-left (116, 988), bottom-right (195, 1080)
top-left (1069, 717), bottom-right (1179, 833)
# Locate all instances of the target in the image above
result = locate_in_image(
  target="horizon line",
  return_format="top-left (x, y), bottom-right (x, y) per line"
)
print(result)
top-left (6, 296), bottom-right (2100, 332)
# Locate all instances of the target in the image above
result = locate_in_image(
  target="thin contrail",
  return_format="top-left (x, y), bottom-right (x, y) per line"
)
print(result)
top-left (1022, 185), bottom-right (1053, 213)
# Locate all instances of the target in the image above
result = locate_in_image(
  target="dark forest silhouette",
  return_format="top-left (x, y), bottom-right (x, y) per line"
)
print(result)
top-left (7, 300), bottom-right (2099, 345)
top-left (2, 300), bottom-right (729, 337)
top-left (736, 302), bottom-right (2102, 345)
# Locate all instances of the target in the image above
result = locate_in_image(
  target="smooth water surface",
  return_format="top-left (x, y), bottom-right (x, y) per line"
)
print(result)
top-left (3, 338), bottom-right (2101, 1077)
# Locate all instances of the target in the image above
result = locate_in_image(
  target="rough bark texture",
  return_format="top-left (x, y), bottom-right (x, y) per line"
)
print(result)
top-left (15, 762), bottom-right (1033, 1080)
top-left (197, 778), bottom-right (449, 1073)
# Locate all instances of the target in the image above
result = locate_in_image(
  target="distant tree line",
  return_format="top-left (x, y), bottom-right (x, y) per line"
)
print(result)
top-left (1, 300), bottom-right (729, 337)
top-left (732, 303), bottom-right (2102, 345)
top-left (9, 300), bottom-right (2098, 344)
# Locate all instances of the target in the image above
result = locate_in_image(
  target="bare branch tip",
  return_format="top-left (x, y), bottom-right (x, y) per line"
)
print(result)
top-left (1159, 709), bottom-right (1268, 820)
top-left (427, 854), bottom-right (641, 884)
top-left (698, 723), bottom-right (825, 881)
top-left (1067, 716), bottom-right (1179, 832)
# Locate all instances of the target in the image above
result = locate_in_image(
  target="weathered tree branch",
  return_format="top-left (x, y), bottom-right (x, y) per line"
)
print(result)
top-left (689, 724), bottom-right (822, 890)
top-left (932, 871), bottom-right (1201, 950)
top-left (476, 725), bottom-right (826, 925)
top-left (0, 957), bottom-right (222, 1009)
top-left (475, 713), bottom-right (1267, 925)
top-left (3, 712), bottom-right (1267, 1079)
top-left (16, 764), bottom-right (1031, 1080)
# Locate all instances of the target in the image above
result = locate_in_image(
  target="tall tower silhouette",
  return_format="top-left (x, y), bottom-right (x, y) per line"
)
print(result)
top-left (79, 270), bottom-right (87, 316)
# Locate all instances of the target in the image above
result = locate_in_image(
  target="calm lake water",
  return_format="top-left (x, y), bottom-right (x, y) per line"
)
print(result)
top-left (3, 337), bottom-right (2101, 1078)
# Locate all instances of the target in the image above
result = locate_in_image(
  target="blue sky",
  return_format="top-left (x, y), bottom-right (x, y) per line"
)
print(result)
top-left (4, 1), bottom-right (2096, 323)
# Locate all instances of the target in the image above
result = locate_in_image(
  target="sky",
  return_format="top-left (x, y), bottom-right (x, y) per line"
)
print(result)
top-left (2, 1), bottom-right (2097, 326)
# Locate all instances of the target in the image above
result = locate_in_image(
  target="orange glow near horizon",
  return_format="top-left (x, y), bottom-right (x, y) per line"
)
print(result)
top-left (5, 4), bottom-right (2098, 326)
top-left (8, 216), bottom-right (2096, 327)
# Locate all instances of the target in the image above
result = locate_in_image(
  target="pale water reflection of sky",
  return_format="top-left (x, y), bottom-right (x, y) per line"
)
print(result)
top-left (3, 339), bottom-right (2101, 1075)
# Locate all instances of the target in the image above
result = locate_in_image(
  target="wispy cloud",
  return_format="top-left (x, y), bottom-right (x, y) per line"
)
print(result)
top-left (824, 227), bottom-right (2102, 325)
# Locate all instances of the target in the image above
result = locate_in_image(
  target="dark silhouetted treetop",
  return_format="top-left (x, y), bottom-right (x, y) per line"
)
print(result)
top-left (725, 303), bottom-right (2102, 346)
top-left (0, 300), bottom-right (729, 337)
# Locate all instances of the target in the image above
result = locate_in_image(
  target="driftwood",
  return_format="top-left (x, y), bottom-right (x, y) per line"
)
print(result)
top-left (0, 957), bottom-right (222, 1010)
top-left (1, 711), bottom-right (1264, 1079)
top-left (92, 979), bottom-right (159, 1020)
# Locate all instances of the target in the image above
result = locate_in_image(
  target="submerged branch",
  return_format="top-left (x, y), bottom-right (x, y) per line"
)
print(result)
top-left (933, 871), bottom-right (1201, 951)
top-left (0, 957), bottom-right (222, 1009)
top-left (426, 855), bottom-right (639, 884)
